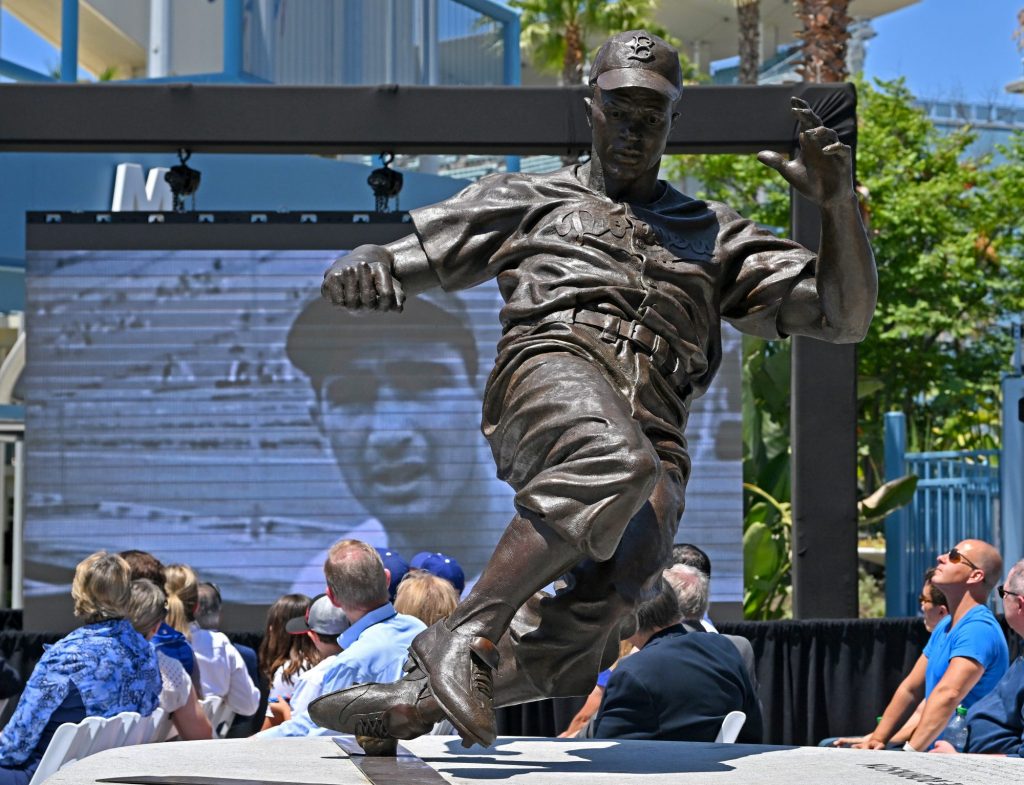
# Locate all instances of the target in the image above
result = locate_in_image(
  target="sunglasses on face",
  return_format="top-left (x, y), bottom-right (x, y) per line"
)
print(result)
top-left (946, 547), bottom-right (979, 571)
top-left (997, 586), bottom-right (1022, 601)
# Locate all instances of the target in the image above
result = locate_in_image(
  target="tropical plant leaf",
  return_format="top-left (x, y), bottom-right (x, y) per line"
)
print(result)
top-left (858, 473), bottom-right (918, 526)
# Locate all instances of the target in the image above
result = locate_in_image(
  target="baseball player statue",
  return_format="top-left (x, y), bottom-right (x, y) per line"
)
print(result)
top-left (309, 30), bottom-right (876, 750)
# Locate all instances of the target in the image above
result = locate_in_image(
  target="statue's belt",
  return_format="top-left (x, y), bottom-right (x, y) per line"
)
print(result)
top-left (535, 309), bottom-right (691, 390)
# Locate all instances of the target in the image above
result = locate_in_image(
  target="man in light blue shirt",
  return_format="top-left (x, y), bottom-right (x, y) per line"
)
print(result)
top-left (260, 540), bottom-right (425, 737)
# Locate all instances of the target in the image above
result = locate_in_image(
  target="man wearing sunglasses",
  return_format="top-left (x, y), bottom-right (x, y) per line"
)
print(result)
top-left (836, 540), bottom-right (1009, 751)
top-left (930, 558), bottom-right (1024, 756)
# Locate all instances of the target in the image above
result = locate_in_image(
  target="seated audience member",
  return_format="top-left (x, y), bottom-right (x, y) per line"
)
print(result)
top-left (125, 579), bottom-right (212, 740)
top-left (835, 540), bottom-right (1009, 752)
top-left (589, 579), bottom-right (763, 743)
top-left (668, 543), bottom-right (716, 631)
top-left (558, 639), bottom-right (635, 739)
top-left (119, 549), bottom-right (196, 678)
top-left (0, 553), bottom-right (160, 785)
top-left (0, 657), bottom-right (22, 703)
top-left (259, 594), bottom-right (320, 729)
top-left (410, 551), bottom-right (465, 595)
top-left (265, 594), bottom-right (346, 723)
top-left (394, 570), bottom-right (459, 627)
top-left (262, 540), bottom-right (427, 737)
top-left (663, 563), bottom-right (759, 695)
top-left (830, 568), bottom-right (951, 748)
top-left (932, 557), bottom-right (1024, 756)
top-left (560, 544), bottom-right (721, 739)
top-left (196, 582), bottom-right (223, 630)
top-left (920, 567), bottom-right (951, 631)
top-left (377, 549), bottom-right (410, 602)
top-left (165, 564), bottom-right (260, 718)
top-left (259, 594), bottom-right (319, 702)
top-left (195, 581), bottom-right (260, 707)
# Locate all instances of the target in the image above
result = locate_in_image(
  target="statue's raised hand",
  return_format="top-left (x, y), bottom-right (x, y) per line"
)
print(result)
top-left (321, 244), bottom-right (405, 313)
top-left (757, 97), bottom-right (854, 209)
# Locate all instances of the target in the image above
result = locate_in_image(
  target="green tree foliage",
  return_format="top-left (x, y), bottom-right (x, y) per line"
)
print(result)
top-left (665, 78), bottom-right (1024, 617)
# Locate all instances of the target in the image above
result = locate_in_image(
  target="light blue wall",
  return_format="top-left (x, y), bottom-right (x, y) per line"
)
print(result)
top-left (0, 152), bottom-right (469, 311)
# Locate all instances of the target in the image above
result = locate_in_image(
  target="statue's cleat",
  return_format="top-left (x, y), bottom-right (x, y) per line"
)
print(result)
top-left (308, 660), bottom-right (442, 741)
top-left (408, 621), bottom-right (500, 748)
top-left (355, 735), bottom-right (398, 757)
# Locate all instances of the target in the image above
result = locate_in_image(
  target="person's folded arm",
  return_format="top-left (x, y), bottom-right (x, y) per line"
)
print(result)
top-left (848, 655), bottom-right (928, 749)
top-left (172, 684), bottom-right (213, 741)
top-left (907, 656), bottom-right (984, 752)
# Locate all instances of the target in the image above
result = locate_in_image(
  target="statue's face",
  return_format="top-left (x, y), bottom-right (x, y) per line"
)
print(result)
top-left (589, 86), bottom-right (675, 181)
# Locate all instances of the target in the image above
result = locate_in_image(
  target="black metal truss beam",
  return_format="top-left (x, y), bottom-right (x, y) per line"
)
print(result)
top-left (0, 83), bottom-right (855, 156)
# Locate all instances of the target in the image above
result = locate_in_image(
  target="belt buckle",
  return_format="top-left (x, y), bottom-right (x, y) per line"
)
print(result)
top-left (598, 314), bottom-right (620, 344)
top-left (628, 322), bottom-right (656, 355)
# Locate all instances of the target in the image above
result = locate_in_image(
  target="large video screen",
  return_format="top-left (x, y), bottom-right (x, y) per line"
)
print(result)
top-left (24, 247), bottom-right (743, 627)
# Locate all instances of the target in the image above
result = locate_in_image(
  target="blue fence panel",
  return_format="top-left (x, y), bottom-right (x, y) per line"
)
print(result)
top-left (884, 413), bottom-right (1000, 616)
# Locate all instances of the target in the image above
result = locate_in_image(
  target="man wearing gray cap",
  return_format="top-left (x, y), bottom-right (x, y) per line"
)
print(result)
top-left (311, 30), bottom-right (876, 749)
top-left (260, 541), bottom-right (425, 737)
top-left (280, 594), bottom-right (349, 716)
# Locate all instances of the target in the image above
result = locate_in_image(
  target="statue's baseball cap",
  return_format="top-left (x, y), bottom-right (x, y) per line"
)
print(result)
top-left (589, 30), bottom-right (682, 103)
top-left (286, 593), bottom-right (350, 636)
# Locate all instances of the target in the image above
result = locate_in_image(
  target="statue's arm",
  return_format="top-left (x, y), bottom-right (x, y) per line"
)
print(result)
top-left (758, 98), bottom-right (877, 344)
top-left (320, 234), bottom-right (440, 312)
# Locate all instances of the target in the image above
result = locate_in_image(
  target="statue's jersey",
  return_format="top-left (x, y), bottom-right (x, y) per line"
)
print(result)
top-left (410, 165), bottom-right (815, 407)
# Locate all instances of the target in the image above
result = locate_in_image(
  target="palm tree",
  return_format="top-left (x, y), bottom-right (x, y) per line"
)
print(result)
top-left (793, 0), bottom-right (852, 83)
top-left (736, 1), bottom-right (760, 85)
top-left (510, 0), bottom-right (681, 86)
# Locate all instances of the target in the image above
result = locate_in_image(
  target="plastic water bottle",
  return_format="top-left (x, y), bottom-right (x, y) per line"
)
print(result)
top-left (939, 706), bottom-right (969, 752)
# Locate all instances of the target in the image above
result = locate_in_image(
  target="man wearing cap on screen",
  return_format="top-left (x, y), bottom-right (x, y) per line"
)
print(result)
top-left (285, 291), bottom-right (513, 594)
top-left (310, 29), bottom-right (876, 749)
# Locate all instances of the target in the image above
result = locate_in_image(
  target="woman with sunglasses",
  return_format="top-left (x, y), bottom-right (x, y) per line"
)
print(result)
top-left (835, 540), bottom-right (1009, 752)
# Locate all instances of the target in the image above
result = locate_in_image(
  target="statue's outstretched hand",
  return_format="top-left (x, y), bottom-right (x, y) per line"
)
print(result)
top-left (321, 245), bottom-right (405, 313)
top-left (757, 97), bottom-right (854, 208)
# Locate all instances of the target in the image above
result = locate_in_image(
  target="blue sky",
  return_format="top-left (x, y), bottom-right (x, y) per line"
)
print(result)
top-left (1, 0), bottom-right (1023, 105)
top-left (866, 0), bottom-right (1023, 107)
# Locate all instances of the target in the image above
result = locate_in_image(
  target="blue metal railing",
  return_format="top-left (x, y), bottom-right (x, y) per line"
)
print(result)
top-left (884, 412), bottom-right (1001, 616)
top-left (9, 0), bottom-right (520, 88)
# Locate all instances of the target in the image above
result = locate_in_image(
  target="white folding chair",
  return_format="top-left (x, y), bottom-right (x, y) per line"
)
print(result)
top-left (198, 694), bottom-right (235, 738)
top-left (28, 711), bottom-right (141, 785)
top-left (211, 700), bottom-right (236, 739)
top-left (149, 707), bottom-right (175, 743)
top-left (128, 708), bottom-right (164, 745)
top-left (714, 710), bottom-right (747, 744)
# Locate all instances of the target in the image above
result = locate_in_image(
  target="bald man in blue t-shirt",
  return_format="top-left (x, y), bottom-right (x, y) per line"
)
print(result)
top-left (836, 539), bottom-right (1009, 753)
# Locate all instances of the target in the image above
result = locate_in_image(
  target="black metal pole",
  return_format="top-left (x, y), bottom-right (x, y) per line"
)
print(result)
top-left (790, 189), bottom-right (860, 619)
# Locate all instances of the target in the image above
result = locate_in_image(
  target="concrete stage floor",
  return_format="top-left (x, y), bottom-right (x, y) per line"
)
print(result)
top-left (50, 736), bottom-right (1023, 785)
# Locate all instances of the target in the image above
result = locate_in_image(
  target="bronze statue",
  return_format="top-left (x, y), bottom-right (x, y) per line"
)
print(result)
top-left (308, 30), bottom-right (876, 749)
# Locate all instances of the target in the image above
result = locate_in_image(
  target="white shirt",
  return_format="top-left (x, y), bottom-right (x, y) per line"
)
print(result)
top-left (268, 661), bottom-right (311, 703)
top-left (189, 623), bottom-right (260, 715)
top-left (286, 655), bottom-right (337, 716)
top-left (156, 649), bottom-right (192, 714)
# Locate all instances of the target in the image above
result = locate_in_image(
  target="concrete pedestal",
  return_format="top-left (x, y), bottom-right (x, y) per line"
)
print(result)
top-left (49, 736), bottom-right (1023, 785)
